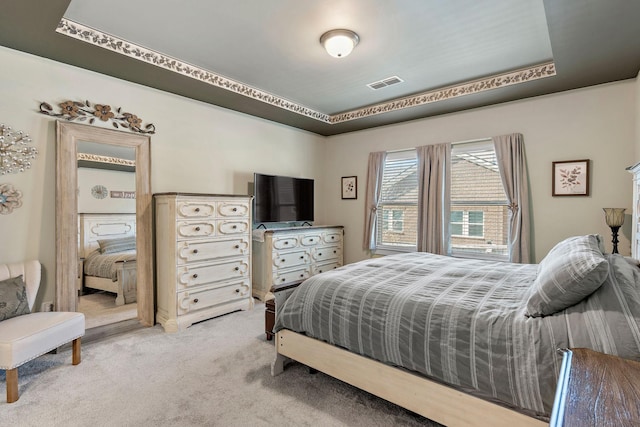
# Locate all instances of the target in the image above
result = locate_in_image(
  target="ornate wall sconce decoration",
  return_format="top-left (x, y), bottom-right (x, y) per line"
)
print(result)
top-left (0, 183), bottom-right (23, 214)
top-left (0, 124), bottom-right (38, 175)
top-left (39, 100), bottom-right (156, 134)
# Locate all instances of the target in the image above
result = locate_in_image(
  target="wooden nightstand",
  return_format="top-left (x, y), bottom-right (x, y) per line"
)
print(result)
top-left (550, 348), bottom-right (640, 426)
top-left (264, 283), bottom-right (301, 341)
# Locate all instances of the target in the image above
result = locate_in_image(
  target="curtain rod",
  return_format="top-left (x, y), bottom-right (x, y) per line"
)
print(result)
top-left (386, 137), bottom-right (492, 153)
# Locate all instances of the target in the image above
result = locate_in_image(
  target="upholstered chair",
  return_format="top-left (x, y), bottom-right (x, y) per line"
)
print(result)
top-left (0, 260), bottom-right (85, 403)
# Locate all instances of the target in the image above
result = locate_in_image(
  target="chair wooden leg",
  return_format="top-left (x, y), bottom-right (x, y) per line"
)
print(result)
top-left (6, 368), bottom-right (18, 403)
top-left (72, 338), bottom-right (81, 365)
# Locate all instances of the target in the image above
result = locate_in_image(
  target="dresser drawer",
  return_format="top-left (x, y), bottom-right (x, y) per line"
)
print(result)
top-left (273, 249), bottom-right (309, 269)
top-left (217, 219), bottom-right (250, 236)
top-left (273, 267), bottom-right (309, 287)
top-left (323, 230), bottom-right (343, 244)
top-left (177, 220), bottom-right (216, 239)
top-left (311, 245), bottom-right (341, 262)
top-left (177, 279), bottom-right (251, 315)
top-left (273, 235), bottom-right (299, 250)
top-left (177, 199), bottom-right (216, 218)
top-left (300, 234), bottom-right (322, 246)
top-left (177, 257), bottom-right (249, 290)
top-left (218, 201), bottom-right (250, 217)
top-left (312, 261), bottom-right (342, 275)
top-left (177, 237), bottom-right (250, 264)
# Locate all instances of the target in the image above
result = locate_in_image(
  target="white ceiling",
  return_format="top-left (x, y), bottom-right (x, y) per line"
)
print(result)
top-left (63, 0), bottom-right (553, 115)
top-left (1, 0), bottom-right (639, 135)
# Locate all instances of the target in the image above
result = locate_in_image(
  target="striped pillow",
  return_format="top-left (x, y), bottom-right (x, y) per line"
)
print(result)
top-left (526, 234), bottom-right (609, 317)
top-left (98, 236), bottom-right (136, 254)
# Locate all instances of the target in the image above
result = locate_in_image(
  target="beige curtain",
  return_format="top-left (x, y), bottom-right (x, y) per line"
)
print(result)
top-left (493, 133), bottom-right (531, 263)
top-left (417, 143), bottom-right (451, 254)
top-left (362, 151), bottom-right (386, 251)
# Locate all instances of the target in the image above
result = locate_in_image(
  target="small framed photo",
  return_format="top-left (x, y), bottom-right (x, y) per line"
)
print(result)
top-left (552, 159), bottom-right (590, 196)
top-left (341, 176), bottom-right (357, 199)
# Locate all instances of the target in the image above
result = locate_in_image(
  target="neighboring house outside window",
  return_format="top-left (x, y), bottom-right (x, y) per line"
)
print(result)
top-left (376, 150), bottom-right (418, 251)
top-left (451, 141), bottom-right (508, 259)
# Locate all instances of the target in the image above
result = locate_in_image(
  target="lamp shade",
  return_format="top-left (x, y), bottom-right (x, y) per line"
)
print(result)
top-left (603, 208), bottom-right (625, 227)
top-left (320, 29), bottom-right (359, 58)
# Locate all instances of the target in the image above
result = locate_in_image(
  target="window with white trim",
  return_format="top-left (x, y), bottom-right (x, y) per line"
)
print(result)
top-left (450, 141), bottom-right (508, 259)
top-left (375, 150), bottom-right (417, 251)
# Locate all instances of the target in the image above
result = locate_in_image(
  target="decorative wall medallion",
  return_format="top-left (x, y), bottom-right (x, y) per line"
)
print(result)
top-left (39, 100), bottom-right (156, 134)
top-left (0, 183), bottom-right (23, 214)
top-left (0, 124), bottom-right (38, 175)
top-left (56, 18), bottom-right (556, 126)
top-left (91, 185), bottom-right (108, 199)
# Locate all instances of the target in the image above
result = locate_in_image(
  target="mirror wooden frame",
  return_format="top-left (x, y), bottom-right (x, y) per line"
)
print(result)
top-left (56, 121), bottom-right (154, 326)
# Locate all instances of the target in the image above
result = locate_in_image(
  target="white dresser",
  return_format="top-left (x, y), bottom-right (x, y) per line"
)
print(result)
top-left (154, 193), bottom-right (254, 332)
top-left (252, 225), bottom-right (344, 301)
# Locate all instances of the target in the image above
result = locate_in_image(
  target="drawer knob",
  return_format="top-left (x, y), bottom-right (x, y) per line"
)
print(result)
top-left (193, 273), bottom-right (198, 279)
top-left (318, 253), bottom-right (322, 256)
top-left (300, 256), bottom-right (304, 259)
top-left (195, 207), bottom-right (200, 212)
top-left (195, 226), bottom-right (201, 231)
top-left (310, 239), bottom-right (314, 242)
top-left (193, 298), bottom-right (199, 303)
top-left (235, 267), bottom-right (240, 271)
top-left (319, 270), bottom-right (323, 273)
top-left (232, 225), bottom-right (237, 229)
top-left (235, 289), bottom-right (240, 293)
top-left (281, 259), bottom-right (285, 262)
top-left (281, 278), bottom-right (286, 282)
top-left (333, 250), bottom-right (337, 254)
top-left (300, 274), bottom-right (304, 278)
top-left (232, 207), bottom-right (238, 212)
top-left (193, 249), bottom-right (199, 254)
top-left (235, 245), bottom-right (240, 249)
top-left (284, 241), bottom-right (289, 245)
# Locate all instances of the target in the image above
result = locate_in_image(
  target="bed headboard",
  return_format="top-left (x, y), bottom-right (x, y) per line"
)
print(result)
top-left (78, 213), bottom-right (136, 258)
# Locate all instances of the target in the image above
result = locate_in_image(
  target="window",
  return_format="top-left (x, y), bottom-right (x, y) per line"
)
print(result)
top-left (375, 150), bottom-right (418, 250)
top-left (451, 210), bottom-right (484, 237)
top-left (383, 209), bottom-right (405, 232)
top-left (372, 141), bottom-right (509, 260)
top-left (450, 141), bottom-right (508, 259)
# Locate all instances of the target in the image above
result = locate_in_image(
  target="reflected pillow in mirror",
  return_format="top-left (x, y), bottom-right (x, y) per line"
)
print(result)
top-left (526, 234), bottom-right (609, 317)
top-left (0, 275), bottom-right (31, 321)
top-left (98, 236), bottom-right (136, 254)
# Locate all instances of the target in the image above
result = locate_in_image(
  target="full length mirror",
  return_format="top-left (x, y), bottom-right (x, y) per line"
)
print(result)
top-left (56, 121), bottom-right (153, 327)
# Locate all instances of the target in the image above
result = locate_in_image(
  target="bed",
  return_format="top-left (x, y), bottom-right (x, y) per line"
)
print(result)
top-left (272, 234), bottom-right (640, 426)
top-left (78, 213), bottom-right (137, 306)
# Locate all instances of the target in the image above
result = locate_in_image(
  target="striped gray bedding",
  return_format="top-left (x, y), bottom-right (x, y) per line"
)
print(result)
top-left (84, 249), bottom-right (136, 281)
top-left (274, 251), bottom-right (640, 416)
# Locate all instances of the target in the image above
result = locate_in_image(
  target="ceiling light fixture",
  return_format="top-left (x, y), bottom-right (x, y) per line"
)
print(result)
top-left (320, 29), bottom-right (359, 58)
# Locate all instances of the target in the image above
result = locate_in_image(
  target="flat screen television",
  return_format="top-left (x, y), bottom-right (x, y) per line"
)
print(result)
top-left (253, 173), bottom-right (314, 224)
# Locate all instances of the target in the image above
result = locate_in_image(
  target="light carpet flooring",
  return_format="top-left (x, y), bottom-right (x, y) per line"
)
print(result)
top-left (78, 292), bottom-right (137, 329)
top-left (1, 302), bottom-right (441, 427)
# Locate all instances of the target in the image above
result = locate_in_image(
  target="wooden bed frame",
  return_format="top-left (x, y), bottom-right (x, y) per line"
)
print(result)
top-left (272, 330), bottom-right (548, 427)
top-left (78, 213), bottom-right (137, 306)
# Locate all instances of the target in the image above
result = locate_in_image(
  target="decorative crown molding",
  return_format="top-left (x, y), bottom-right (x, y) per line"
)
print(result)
top-left (77, 152), bottom-right (135, 167)
top-left (57, 18), bottom-right (556, 126)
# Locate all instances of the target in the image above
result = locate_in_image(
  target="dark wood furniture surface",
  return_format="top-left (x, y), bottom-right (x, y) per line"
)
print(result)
top-left (265, 298), bottom-right (276, 340)
top-left (550, 348), bottom-right (640, 426)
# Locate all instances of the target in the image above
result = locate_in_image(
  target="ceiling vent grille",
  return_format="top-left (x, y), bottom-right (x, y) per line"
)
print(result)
top-left (367, 76), bottom-right (404, 90)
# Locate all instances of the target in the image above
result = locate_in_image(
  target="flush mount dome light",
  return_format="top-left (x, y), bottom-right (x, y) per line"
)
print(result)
top-left (320, 29), bottom-right (360, 58)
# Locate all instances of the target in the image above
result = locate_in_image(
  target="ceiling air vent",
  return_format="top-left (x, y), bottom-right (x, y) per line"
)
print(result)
top-left (367, 76), bottom-right (404, 90)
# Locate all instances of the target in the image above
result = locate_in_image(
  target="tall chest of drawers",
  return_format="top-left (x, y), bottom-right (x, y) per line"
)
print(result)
top-left (252, 226), bottom-right (344, 301)
top-left (154, 193), bottom-right (254, 332)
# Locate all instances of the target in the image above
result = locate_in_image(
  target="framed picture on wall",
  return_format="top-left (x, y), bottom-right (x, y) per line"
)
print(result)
top-left (552, 159), bottom-right (590, 196)
top-left (341, 176), bottom-right (357, 199)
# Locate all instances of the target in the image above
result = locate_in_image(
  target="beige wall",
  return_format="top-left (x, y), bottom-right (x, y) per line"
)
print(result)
top-left (0, 46), bottom-right (325, 310)
top-left (1, 44), bottom-right (638, 311)
top-left (324, 80), bottom-right (637, 264)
